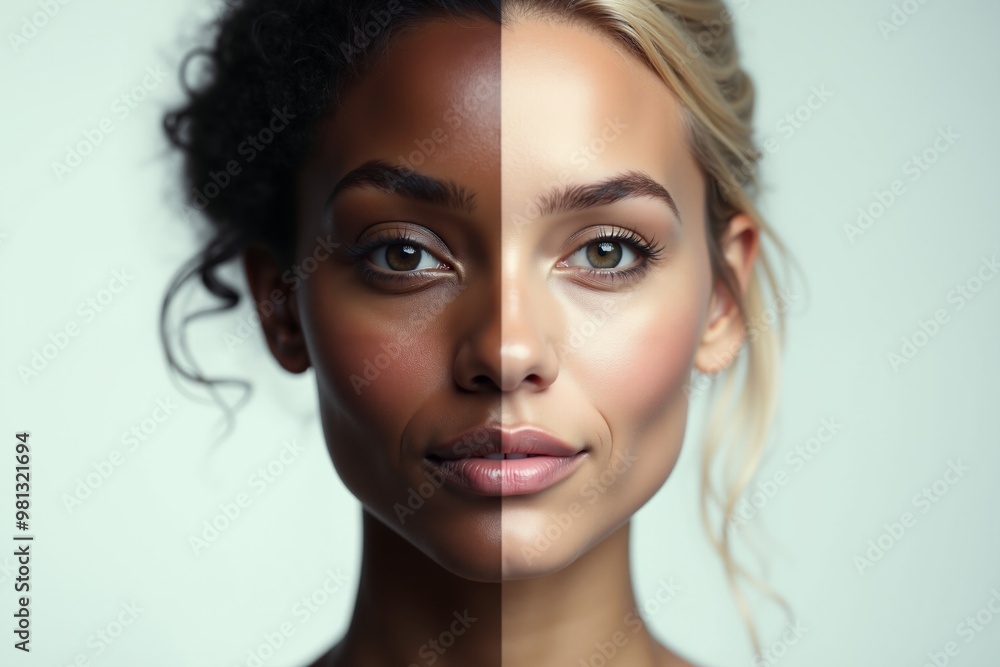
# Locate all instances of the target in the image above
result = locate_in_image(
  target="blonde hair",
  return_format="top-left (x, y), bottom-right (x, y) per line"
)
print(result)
top-left (509, 0), bottom-right (792, 653)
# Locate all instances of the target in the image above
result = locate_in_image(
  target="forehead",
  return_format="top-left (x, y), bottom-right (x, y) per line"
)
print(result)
top-left (303, 15), bottom-right (703, 225)
top-left (316, 18), bottom-right (501, 181)
top-left (500, 18), bottom-right (701, 207)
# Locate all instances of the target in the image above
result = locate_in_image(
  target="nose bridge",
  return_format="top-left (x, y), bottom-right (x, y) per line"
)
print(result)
top-left (500, 257), bottom-right (543, 352)
top-left (498, 251), bottom-right (559, 391)
top-left (453, 243), bottom-right (560, 393)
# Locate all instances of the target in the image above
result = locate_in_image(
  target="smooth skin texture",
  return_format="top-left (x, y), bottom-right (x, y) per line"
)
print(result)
top-left (244, 14), bottom-right (757, 667)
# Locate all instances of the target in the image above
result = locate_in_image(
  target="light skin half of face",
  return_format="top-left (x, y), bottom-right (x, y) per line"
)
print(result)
top-left (498, 15), bottom-right (756, 666)
top-left (244, 12), bottom-right (756, 667)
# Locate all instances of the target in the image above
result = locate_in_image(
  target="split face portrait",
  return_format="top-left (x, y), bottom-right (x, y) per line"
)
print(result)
top-left (163, 1), bottom-right (783, 664)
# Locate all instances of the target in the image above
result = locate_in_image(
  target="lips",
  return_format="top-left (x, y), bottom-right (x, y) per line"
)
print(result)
top-left (425, 426), bottom-right (587, 496)
top-left (427, 425), bottom-right (582, 459)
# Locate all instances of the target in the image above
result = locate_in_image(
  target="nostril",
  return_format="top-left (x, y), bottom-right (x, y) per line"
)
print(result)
top-left (469, 374), bottom-right (499, 391)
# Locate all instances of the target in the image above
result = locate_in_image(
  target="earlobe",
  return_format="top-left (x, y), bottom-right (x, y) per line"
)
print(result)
top-left (243, 244), bottom-right (311, 374)
top-left (694, 213), bottom-right (759, 375)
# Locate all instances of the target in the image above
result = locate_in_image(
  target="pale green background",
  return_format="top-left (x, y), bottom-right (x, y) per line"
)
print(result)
top-left (2, 0), bottom-right (998, 665)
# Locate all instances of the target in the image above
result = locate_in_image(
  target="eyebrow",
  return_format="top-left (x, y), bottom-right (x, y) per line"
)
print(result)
top-left (537, 171), bottom-right (682, 224)
top-left (326, 159), bottom-right (477, 213)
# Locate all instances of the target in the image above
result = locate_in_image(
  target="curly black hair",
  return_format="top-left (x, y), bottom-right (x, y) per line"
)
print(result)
top-left (161, 0), bottom-right (502, 416)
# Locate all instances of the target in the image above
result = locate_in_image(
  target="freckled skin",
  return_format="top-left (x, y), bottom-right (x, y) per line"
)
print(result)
top-left (245, 14), bottom-right (756, 667)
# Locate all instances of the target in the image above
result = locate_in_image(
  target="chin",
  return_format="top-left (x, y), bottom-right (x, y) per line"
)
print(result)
top-left (500, 553), bottom-right (573, 581)
top-left (499, 517), bottom-right (596, 580)
top-left (421, 539), bottom-right (505, 583)
top-left (375, 499), bottom-right (506, 582)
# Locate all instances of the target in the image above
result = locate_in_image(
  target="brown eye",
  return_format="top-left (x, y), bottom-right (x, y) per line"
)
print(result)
top-left (385, 244), bottom-right (422, 271)
top-left (586, 241), bottom-right (624, 269)
top-left (563, 232), bottom-right (646, 276)
top-left (368, 241), bottom-right (443, 273)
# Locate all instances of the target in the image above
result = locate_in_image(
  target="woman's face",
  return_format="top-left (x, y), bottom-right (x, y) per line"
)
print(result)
top-left (252, 16), bottom-right (754, 581)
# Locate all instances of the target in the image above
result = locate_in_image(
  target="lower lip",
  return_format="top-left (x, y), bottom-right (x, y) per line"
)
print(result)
top-left (426, 454), bottom-right (586, 497)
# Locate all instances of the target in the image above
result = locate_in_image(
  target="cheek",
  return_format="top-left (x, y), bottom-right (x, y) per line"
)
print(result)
top-left (315, 319), bottom-right (431, 427)
top-left (564, 264), bottom-right (711, 511)
top-left (619, 300), bottom-right (700, 483)
top-left (573, 288), bottom-right (705, 439)
top-left (297, 286), bottom-right (450, 488)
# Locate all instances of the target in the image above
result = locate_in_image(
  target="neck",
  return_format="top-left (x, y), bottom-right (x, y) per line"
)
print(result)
top-left (333, 511), bottom-right (500, 666)
top-left (502, 523), bottom-right (664, 667)
top-left (334, 512), bottom-right (667, 667)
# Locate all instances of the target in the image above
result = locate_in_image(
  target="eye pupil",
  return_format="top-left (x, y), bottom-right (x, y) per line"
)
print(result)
top-left (587, 241), bottom-right (622, 268)
top-left (386, 244), bottom-right (421, 271)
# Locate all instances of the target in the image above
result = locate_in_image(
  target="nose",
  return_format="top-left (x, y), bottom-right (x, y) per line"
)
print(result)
top-left (453, 269), bottom-right (560, 393)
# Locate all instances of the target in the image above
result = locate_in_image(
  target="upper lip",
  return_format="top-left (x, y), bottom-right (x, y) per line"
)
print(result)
top-left (427, 425), bottom-right (584, 460)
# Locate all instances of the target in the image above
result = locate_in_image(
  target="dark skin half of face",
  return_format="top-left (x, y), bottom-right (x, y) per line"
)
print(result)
top-left (293, 19), bottom-right (505, 577)
top-left (246, 17), bottom-right (504, 667)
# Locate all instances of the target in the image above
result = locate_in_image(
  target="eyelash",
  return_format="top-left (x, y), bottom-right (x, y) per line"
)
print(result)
top-left (569, 225), bottom-right (666, 285)
top-left (345, 231), bottom-right (447, 287)
top-left (345, 225), bottom-right (666, 287)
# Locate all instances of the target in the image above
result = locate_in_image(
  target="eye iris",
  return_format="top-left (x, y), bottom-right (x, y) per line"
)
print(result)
top-left (385, 244), bottom-right (421, 271)
top-left (586, 241), bottom-right (622, 269)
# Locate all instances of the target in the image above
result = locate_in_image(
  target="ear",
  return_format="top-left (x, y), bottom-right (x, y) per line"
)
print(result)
top-left (243, 244), bottom-right (311, 374)
top-left (694, 213), bottom-right (759, 375)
